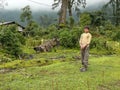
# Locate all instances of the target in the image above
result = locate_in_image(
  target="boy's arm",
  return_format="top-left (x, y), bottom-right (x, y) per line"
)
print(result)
top-left (79, 34), bottom-right (83, 46)
top-left (87, 34), bottom-right (92, 45)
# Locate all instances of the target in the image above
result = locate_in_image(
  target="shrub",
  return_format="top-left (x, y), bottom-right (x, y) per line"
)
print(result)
top-left (80, 13), bottom-right (91, 27)
top-left (104, 20), bottom-right (115, 30)
top-left (90, 36), bottom-right (106, 50)
top-left (90, 35), bottom-right (120, 55)
top-left (24, 21), bottom-right (42, 37)
top-left (59, 28), bottom-right (82, 48)
top-left (0, 25), bottom-right (25, 58)
top-left (113, 30), bottom-right (120, 41)
top-left (105, 41), bottom-right (120, 54)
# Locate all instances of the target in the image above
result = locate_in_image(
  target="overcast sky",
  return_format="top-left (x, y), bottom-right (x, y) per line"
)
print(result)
top-left (1, 0), bottom-right (109, 10)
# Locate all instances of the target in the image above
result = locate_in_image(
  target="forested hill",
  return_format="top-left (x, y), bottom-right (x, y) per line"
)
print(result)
top-left (0, 2), bottom-right (105, 27)
top-left (0, 10), bottom-right (58, 26)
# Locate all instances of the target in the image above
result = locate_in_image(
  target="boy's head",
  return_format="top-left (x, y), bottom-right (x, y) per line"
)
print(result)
top-left (84, 26), bottom-right (89, 33)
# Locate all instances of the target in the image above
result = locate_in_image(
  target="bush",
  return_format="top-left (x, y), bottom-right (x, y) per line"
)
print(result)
top-left (0, 25), bottom-right (25, 58)
top-left (80, 13), bottom-right (91, 27)
top-left (24, 21), bottom-right (41, 37)
top-left (113, 30), bottom-right (120, 41)
top-left (59, 28), bottom-right (82, 48)
top-left (104, 20), bottom-right (115, 30)
top-left (105, 41), bottom-right (120, 54)
top-left (90, 36), bottom-right (106, 50)
top-left (90, 35), bottom-right (120, 55)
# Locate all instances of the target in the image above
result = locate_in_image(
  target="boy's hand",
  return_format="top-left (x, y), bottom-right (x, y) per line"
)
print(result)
top-left (81, 44), bottom-right (88, 50)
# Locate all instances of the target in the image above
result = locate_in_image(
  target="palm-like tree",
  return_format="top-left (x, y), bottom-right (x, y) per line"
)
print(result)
top-left (52, 0), bottom-right (68, 26)
top-left (52, 0), bottom-right (86, 26)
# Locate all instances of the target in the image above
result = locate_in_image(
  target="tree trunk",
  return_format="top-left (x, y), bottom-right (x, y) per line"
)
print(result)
top-left (68, 0), bottom-right (72, 17)
top-left (116, 0), bottom-right (120, 26)
top-left (59, 0), bottom-right (68, 25)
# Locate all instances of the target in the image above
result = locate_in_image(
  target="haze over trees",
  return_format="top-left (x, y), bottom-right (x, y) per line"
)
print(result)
top-left (103, 0), bottom-right (120, 26)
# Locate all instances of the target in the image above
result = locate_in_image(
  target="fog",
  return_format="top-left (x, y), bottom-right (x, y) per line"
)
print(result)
top-left (0, 0), bottom-right (110, 26)
top-left (1, 0), bottom-right (109, 10)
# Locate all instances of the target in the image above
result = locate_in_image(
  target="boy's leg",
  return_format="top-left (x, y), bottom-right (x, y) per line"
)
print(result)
top-left (80, 49), bottom-right (87, 72)
top-left (83, 46), bottom-right (89, 69)
top-left (81, 49), bottom-right (84, 65)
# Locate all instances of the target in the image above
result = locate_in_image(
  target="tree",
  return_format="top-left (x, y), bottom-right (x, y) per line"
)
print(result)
top-left (25, 21), bottom-right (41, 37)
top-left (59, 0), bottom-right (68, 25)
top-left (104, 0), bottom-right (120, 26)
top-left (52, 0), bottom-right (86, 27)
top-left (20, 5), bottom-right (32, 24)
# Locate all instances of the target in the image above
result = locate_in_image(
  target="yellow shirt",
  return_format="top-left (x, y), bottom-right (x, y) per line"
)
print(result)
top-left (79, 33), bottom-right (92, 46)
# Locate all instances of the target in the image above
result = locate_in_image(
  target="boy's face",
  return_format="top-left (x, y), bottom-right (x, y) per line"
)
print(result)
top-left (84, 28), bottom-right (89, 33)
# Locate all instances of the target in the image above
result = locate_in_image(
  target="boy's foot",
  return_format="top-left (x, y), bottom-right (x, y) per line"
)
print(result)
top-left (80, 67), bottom-right (87, 72)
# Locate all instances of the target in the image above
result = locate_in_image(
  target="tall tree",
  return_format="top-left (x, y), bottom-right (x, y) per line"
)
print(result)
top-left (52, 0), bottom-right (68, 26)
top-left (104, 0), bottom-right (120, 26)
top-left (59, 0), bottom-right (68, 25)
top-left (20, 5), bottom-right (33, 36)
top-left (20, 5), bottom-right (32, 24)
top-left (52, 0), bottom-right (86, 27)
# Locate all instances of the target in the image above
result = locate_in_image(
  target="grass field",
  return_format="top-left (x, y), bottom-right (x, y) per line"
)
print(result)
top-left (0, 49), bottom-right (120, 90)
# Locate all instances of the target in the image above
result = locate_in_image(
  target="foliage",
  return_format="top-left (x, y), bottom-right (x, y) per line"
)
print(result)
top-left (59, 28), bottom-right (82, 48)
top-left (104, 20), bottom-right (115, 30)
top-left (106, 41), bottom-right (120, 54)
top-left (20, 5), bottom-right (32, 23)
top-left (90, 10), bottom-right (105, 26)
top-left (103, 0), bottom-right (120, 26)
top-left (113, 30), bottom-right (120, 41)
top-left (90, 35), bottom-right (120, 55)
top-left (80, 13), bottom-right (91, 27)
top-left (59, 30), bottom-right (74, 48)
top-left (68, 16), bottom-right (75, 28)
top-left (0, 25), bottom-right (25, 58)
top-left (24, 21), bottom-right (42, 37)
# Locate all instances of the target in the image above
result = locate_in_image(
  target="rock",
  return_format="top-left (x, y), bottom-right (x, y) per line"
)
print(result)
top-left (34, 38), bottom-right (59, 53)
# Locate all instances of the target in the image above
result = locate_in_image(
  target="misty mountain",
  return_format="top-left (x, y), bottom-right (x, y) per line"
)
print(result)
top-left (0, 2), bottom-right (106, 27)
top-left (0, 9), bottom-right (58, 26)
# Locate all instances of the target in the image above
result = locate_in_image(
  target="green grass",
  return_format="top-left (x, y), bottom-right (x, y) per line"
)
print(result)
top-left (0, 49), bottom-right (120, 90)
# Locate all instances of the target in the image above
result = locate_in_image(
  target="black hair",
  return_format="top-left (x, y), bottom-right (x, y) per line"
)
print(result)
top-left (84, 26), bottom-right (90, 30)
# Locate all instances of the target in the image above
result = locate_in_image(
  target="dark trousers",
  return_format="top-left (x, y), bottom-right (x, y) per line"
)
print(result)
top-left (81, 46), bottom-right (89, 68)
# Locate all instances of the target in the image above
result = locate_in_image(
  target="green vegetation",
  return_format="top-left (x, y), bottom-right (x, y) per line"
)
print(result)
top-left (0, 25), bottom-right (25, 58)
top-left (0, 49), bottom-right (120, 90)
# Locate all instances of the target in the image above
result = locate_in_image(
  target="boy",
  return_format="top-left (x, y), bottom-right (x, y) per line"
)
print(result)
top-left (79, 26), bottom-right (92, 72)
